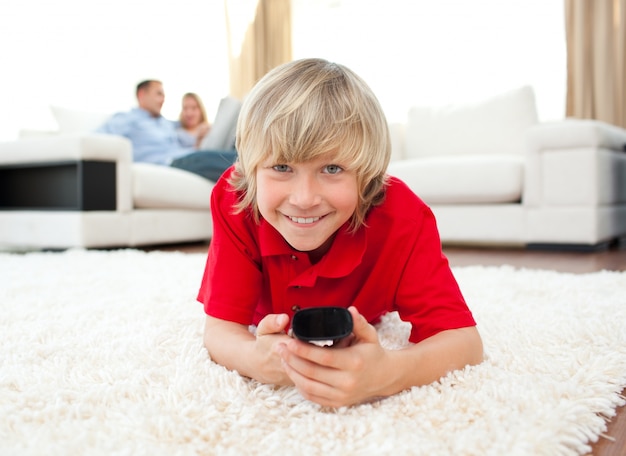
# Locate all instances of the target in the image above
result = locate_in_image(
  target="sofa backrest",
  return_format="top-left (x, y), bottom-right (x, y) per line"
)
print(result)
top-left (403, 86), bottom-right (539, 159)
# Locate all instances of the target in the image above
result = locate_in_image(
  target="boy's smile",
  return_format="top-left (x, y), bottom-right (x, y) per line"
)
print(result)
top-left (287, 215), bottom-right (322, 224)
top-left (256, 154), bottom-right (358, 257)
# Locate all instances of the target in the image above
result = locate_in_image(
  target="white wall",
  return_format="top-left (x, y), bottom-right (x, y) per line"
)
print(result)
top-left (292, 0), bottom-right (566, 123)
top-left (0, 0), bottom-right (566, 142)
top-left (0, 0), bottom-right (230, 141)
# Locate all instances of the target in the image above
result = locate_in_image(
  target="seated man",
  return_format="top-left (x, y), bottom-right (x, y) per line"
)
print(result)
top-left (95, 79), bottom-right (237, 182)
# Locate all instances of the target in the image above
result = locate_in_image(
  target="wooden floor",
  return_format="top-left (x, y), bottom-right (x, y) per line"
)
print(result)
top-left (148, 241), bottom-right (626, 456)
top-left (150, 241), bottom-right (626, 274)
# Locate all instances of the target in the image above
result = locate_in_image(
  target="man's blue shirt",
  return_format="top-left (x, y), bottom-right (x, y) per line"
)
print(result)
top-left (95, 108), bottom-right (193, 165)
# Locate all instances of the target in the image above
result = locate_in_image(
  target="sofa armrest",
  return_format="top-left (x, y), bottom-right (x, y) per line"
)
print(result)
top-left (0, 134), bottom-right (133, 211)
top-left (526, 119), bottom-right (626, 151)
top-left (523, 119), bottom-right (626, 207)
top-left (18, 129), bottom-right (60, 139)
top-left (0, 133), bottom-right (132, 164)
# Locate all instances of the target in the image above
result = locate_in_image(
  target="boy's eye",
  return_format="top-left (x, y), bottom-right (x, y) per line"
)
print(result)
top-left (324, 165), bottom-right (343, 175)
top-left (272, 164), bottom-right (291, 172)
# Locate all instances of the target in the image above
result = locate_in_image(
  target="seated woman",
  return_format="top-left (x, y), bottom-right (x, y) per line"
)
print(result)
top-left (177, 92), bottom-right (211, 148)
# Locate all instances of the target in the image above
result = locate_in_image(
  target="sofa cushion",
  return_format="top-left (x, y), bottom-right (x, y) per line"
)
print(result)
top-left (50, 106), bottom-right (112, 134)
top-left (132, 163), bottom-right (213, 210)
top-left (387, 155), bottom-right (524, 204)
top-left (404, 86), bottom-right (538, 159)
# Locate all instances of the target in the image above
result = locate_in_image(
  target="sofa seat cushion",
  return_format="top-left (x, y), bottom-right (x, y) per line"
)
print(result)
top-left (387, 155), bottom-right (524, 204)
top-left (132, 163), bottom-right (213, 210)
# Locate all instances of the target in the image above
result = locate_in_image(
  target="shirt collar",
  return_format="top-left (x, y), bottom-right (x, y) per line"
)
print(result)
top-left (133, 107), bottom-right (163, 120)
top-left (258, 219), bottom-right (366, 279)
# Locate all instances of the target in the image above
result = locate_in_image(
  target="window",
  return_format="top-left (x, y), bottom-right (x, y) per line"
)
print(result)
top-left (0, 0), bottom-right (229, 141)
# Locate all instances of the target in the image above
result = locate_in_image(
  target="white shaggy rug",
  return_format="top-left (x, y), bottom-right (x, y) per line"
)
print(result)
top-left (1, 249), bottom-right (625, 456)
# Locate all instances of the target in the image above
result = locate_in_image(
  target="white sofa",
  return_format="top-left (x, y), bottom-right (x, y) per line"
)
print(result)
top-left (1, 88), bottom-right (625, 250)
top-left (0, 134), bottom-right (214, 249)
top-left (0, 96), bottom-right (233, 250)
top-left (0, 98), bottom-right (245, 250)
top-left (386, 86), bottom-right (626, 248)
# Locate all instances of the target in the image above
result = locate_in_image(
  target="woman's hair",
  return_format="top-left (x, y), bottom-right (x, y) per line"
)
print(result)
top-left (179, 92), bottom-right (208, 127)
top-left (230, 58), bottom-right (391, 231)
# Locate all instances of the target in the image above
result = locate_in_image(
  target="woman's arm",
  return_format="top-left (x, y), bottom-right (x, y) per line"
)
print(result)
top-left (194, 122), bottom-right (211, 148)
top-left (203, 314), bottom-right (295, 386)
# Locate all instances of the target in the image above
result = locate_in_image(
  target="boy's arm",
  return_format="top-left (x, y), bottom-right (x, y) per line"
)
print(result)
top-left (386, 325), bottom-right (483, 391)
top-left (203, 314), bottom-right (295, 386)
top-left (277, 306), bottom-right (483, 407)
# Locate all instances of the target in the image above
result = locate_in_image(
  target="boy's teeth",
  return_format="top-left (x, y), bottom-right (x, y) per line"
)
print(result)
top-left (290, 216), bottom-right (320, 224)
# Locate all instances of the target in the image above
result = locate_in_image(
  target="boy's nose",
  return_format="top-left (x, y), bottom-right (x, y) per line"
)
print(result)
top-left (289, 177), bottom-right (321, 208)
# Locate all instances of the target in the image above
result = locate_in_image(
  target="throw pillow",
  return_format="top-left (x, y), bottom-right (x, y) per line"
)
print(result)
top-left (50, 106), bottom-right (112, 134)
top-left (199, 96), bottom-right (242, 151)
top-left (404, 86), bottom-right (539, 159)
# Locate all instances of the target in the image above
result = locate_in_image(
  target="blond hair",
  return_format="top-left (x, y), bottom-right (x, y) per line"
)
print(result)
top-left (179, 92), bottom-right (208, 127)
top-left (230, 58), bottom-right (391, 231)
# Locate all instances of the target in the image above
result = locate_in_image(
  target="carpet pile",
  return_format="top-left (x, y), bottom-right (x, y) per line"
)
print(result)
top-left (1, 249), bottom-right (625, 455)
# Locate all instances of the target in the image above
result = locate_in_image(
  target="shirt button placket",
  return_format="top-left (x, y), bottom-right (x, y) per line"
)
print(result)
top-left (288, 254), bottom-right (299, 314)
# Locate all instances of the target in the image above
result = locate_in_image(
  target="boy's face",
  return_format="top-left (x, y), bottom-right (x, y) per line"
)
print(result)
top-left (256, 152), bottom-right (358, 255)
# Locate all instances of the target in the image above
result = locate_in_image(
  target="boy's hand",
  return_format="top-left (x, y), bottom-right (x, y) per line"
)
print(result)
top-left (254, 313), bottom-right (295, 386)
top-left (277, 306), bottom-right (393, 407)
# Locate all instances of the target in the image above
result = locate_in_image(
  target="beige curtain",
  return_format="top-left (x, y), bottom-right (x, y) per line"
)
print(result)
top-left (225, 0), bottom-right (292, 100)
top-left (565, 0), bottom-right (626, 127)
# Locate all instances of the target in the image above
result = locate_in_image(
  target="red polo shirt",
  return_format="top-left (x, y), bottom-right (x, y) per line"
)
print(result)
top-left (198, 167), bottom-right (476, 343)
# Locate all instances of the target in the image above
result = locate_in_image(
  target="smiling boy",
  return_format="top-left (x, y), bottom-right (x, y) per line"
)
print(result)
top-left (198, 58), bottom-right (483, 407)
